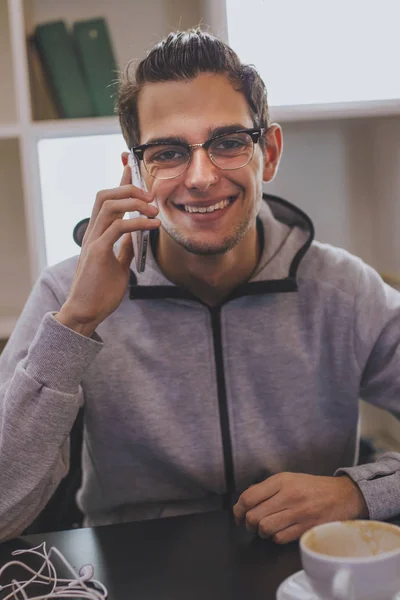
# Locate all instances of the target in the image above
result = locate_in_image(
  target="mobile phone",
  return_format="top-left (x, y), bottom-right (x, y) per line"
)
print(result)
top-left (128, 152), bottom-right (149, 273)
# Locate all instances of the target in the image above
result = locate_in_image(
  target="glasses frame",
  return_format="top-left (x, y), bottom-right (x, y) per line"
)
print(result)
top-left (130, 127), bottom-right (266, 180)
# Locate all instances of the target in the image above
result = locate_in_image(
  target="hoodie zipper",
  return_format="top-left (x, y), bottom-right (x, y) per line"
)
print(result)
top-left (210, 306), bottom-right (235, 509)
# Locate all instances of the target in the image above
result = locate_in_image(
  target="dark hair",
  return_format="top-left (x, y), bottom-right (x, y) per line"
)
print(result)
top-left (116, 28), bottom-right (270, 149)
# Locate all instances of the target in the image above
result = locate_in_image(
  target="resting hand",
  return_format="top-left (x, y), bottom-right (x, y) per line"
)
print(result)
top-left (233, 472), bottom-right (368, 544)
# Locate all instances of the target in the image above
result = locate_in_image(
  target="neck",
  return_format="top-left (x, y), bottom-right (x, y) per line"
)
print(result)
top-left (156, 223), bottom-right (261, 306)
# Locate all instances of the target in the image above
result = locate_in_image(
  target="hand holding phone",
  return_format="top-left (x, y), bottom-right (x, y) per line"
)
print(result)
top-left (128, 152), bottom-right (150, 273)
top-left (56, 164), bottom-right (159, 338)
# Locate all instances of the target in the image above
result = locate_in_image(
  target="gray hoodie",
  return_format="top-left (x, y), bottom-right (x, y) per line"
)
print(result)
top-left (1, 195), bottom-right (400, 541)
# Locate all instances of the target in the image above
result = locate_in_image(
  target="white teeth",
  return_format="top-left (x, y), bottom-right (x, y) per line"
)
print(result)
top-left (184, 198), bottom-right (231, 213)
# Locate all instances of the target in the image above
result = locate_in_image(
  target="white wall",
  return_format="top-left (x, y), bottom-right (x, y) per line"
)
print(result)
top-left (264, 115), bottom-right (400, 444)
top-left (370, 118), bottom-right (400, 276)
top-left (265, 114), bottom-right (384, 268)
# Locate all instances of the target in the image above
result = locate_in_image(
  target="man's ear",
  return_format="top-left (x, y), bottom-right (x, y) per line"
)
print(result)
top-left (121, 151), bottom-right (130, 167)
top-left (262, 124), bottom-right (283, 183)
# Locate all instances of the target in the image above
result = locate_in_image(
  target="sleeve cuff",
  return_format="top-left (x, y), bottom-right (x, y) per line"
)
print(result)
top-left (335, 453), bottom-right (400, 520)
top-left (24, 311), bottom-right (103, 394)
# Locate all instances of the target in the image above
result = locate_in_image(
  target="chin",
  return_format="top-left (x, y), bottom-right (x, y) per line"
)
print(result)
top-left (181, 240), bottom-right (234, 256)
top-left (165, 222), bottom-right (251, 256)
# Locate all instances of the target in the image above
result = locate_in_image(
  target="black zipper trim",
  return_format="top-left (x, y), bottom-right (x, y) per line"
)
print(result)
top-left (264, 194), bottom-right (315, 279)
top-left (129, 277), bottom-right (297, 300)
top-left (210, 306), bottom-right (235, 510)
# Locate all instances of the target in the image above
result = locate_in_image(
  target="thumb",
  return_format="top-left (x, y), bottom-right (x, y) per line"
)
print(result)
top-left (120, 164), bottom-right (131, 186)
top-left (117, 232), bottom-right (134, 270)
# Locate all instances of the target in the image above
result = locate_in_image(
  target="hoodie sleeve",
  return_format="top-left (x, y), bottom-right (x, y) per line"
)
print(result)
top-left (0, 265), bottom-right (103, 541)
top-left (334, 261), bottom-right (400, 520)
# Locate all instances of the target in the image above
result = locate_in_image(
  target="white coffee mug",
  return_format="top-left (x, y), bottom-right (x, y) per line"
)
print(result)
top-left (300, 520), bottom-right (400, 600)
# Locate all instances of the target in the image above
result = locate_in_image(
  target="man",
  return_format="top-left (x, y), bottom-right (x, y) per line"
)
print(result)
top-left (0, 29), bottom-right (399, 543)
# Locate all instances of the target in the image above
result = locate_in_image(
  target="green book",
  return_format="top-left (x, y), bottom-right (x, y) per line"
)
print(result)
top-left (34, 20), bottom-right (93, 119)
top-left (27, 34), bottom-right (60, 120)
top-left (73, 18), bottom-right (118, 117)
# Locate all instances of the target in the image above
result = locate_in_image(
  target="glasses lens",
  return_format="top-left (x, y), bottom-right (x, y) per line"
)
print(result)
top-left (143, 144), bottom-right (190, 179)
top-left (209, 132), bottom-right (254, 169)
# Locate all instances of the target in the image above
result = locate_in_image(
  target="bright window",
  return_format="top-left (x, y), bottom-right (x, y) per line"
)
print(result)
top-left (226, 0), bottom-right (400, 112)
top-left (38, 134), bottom-right (126, 266)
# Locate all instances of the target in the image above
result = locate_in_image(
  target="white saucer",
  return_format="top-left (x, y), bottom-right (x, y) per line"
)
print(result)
top-left (276, 570), bottom-right (320, 599)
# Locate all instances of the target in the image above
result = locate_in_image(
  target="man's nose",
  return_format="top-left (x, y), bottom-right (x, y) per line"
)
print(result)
top-left (183, 148), bottom-right (219, 191)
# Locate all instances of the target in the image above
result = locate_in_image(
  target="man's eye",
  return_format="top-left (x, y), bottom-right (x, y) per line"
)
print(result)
top-left (220, 139), bottom-right (243, 148)
top-left (146, 146), bottom-right (187, 164)
top-left (156, 150), bottom-right (184, 162)
top-left (213, 138), bottom-right (247, 152)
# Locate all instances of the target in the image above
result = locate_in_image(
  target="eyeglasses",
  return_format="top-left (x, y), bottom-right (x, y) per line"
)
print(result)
top-left (131, 127), bottom-right (265, 180)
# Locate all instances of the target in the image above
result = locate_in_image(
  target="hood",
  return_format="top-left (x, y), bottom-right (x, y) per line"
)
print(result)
top-left (128, 193), bottom-right (314, 301)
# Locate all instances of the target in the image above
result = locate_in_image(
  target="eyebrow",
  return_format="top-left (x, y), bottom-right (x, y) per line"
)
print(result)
top-left (143, 123), bottom-right (250, 146)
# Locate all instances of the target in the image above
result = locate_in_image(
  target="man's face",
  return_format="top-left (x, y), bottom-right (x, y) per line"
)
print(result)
top-left (137, 73), bottom-right (271, 256)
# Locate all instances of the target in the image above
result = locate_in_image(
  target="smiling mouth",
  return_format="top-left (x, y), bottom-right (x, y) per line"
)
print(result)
top-left (176, 195), bottom-right (239, 213)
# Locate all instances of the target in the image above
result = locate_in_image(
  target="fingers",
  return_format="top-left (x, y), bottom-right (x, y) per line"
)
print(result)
top-left (89, 197), bottom-right (158, 242)
top-left (241, 494), bottom-right (285, 533)
top-left (238, 498), bottom-right (307, 543)
top-left (88, 184), bottom-right (153, 231)
top-left (84, 165), bottom-right (152, 244)
top-left (240, 501), bottom-right (309, 544)
top-left (270, 523), bottom-right (307, 545)
top-left (101, 216), bottom-right (161, 251)
top-left (233, 473), bottom-right (361, 545)
top-left (232, 472), bottom-right (308, 544)
top-left (256, 509), bottom-right (296, 539)
top-left (120, 163), bottom-right (131, 186)
top-left (233, 476), bottom-right (280, 523)
top-left (239, 500), bottom-right (302, 542)
top-left (116, 232), bottom-right (134, 270)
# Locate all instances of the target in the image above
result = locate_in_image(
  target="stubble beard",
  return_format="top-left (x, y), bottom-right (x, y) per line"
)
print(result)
top-left (162, 211), bottom-right (256, 256)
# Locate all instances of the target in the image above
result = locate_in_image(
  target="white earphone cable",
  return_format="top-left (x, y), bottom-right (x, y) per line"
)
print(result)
top-left (0, 542), bottom-right (108, 600)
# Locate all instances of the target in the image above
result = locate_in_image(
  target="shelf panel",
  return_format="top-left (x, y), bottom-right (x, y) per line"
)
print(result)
top-left (28, 102), bottom-right (400, 136)
top-left (30, 116), bottom-right (121, 139)
top-left (271, 98), bottom-right (400, 123)
top-left (0, 138), bottom-right (31, 328)
top-left (0, 0), bottom-right (18, 124)
top-left (0, 123), bottom-right (21, 139)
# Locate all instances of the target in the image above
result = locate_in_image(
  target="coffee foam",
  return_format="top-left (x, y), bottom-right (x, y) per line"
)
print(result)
top-left (303, 521), bottom-right (400, 558)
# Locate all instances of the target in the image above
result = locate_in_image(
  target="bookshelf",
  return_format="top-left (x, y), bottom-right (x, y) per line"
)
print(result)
top-left (0, 124), bottom-right (21, 139)
top-left (31, 116), bottom-right (120, 138)
top-left (0, 0), bottom-right (203, 339)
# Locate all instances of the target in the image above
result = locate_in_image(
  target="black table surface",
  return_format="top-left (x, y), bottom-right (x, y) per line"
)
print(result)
top-left (0, 510), bottom-right (303, 600)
